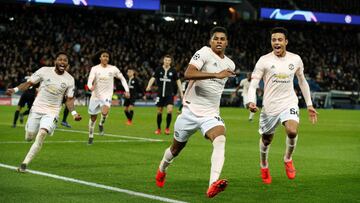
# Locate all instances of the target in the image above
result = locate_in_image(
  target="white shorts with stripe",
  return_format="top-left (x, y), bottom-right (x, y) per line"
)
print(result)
top-left (26, 112), bottom-right (58, 135)
top-left (88, 98), bottom-right (112, 115)
top-left (174, 107), bottom-right (225, 142)
top-left (258, 106), bottom-right (299, 135)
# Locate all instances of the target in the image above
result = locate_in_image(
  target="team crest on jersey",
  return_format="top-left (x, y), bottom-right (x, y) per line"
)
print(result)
top-left (193, 53), bottom-right (200, 60)
top-left (271, 65), bottom-right (275, 69)
top-left (169, 72), bottom-right (173, 76)
top-left (61, 82), bottom-right (67, 88)
top-left (288, 64), bottom-right (294, 70)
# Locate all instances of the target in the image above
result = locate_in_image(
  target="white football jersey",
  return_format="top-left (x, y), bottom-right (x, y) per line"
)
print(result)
top-left (30, 66), bottom-right (75, 116)
top-left (252, 51), bottom-right (304, 116)
top-left (87, 64), bottom-right (128, 101)
top-left (184, 46), bottom-right (235, 117)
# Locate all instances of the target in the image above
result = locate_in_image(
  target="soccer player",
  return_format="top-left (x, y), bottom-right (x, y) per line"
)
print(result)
top-left (233, 73), bottom-right (257, 121)
top-left (87, 50), bottom-right (130, 144)
top-left (247, 27), bottom-right (318, 184)
top-left (6, 52), bottom-right (82, 172)
top-left (145, 55), bottom-right (183, 135)
top-left (155, 26), bottom-right (235, 198)
top-left (12, 75), bottom-right (37, 128)
top-left (123, 67), bottom-right (142, 125)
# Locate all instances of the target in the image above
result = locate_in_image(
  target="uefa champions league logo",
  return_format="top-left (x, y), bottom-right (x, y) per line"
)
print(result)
top-left (270, 9), bottom-right (318, 22)
top-left (125, 0), bottom-right (133, 8)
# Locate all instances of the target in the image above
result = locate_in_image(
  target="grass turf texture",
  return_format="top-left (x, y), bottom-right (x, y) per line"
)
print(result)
top-left (0, 106), bottom-right (359, 202)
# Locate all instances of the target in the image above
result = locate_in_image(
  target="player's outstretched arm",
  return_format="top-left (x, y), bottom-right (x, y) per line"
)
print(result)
top-left (247, 102), bottom-right (258, 113)
top-left (247, 77), bottom-right (260, 113)
top-left (176, 79), bottom-right (184, 98)
top-left (65, 97), bottom-right (82, 121)
top-left (6, 81), bottom-right (33, 96)
top-left (146, 77), bottom-right (155, 92)
top-left (307, 105), bottom-right (318, 124)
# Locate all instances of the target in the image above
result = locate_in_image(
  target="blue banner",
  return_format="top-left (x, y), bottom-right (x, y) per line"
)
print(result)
top-left (261, 8), bottom-right (360, 25)
top-left (18, 0), bottom-right (160, 10)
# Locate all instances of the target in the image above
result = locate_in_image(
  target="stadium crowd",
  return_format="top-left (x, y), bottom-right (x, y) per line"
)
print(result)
top-left (0, 4), bottom-right (359, 93)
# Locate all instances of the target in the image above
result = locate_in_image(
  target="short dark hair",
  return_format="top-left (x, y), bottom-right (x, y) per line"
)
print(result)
top-left (162, 54), bottom-right (173, 63)
top-left (210, 26), bottom-right (227, 38)
top-left (92, 49), bottom-right (111, 65)
top-left (55, 51), bottom-right (68, 59)
top-left (270, 27), bottom-right (288, 39)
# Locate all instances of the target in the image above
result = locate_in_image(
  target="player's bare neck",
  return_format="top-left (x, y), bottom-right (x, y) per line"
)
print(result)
top-left (55, 68), bottom-right (64, 75)
top-left (100, 63), bottom-right (108, 68)
top-left (212, 49), bottom-right (225, 59)
top-left (274, 50), bottom-right (286, 58)
top-left (163, 65), bottom-right (170, 70)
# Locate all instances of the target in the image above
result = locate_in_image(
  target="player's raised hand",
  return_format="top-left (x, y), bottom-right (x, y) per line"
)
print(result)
top-left (307, 106), bottom-right (318, 124)
top-left (5, 88), bottom-right (15, 96)
top-left (247, 102), bottom-right (258, 113)
top-left (73, 113), bottom-right (82, 121)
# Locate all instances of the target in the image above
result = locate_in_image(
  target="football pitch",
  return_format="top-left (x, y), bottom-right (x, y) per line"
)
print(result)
top-left (0, 106), bottom-right (359, 202)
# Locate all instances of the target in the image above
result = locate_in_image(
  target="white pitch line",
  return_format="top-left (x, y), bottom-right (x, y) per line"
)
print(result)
top-left (0, 163), bottom-right (187, 203)
top-left (0, 140), bottom-right (158, 144)
top-left (0, 122), bottom-right (164, 142)
top-left (56, 128), bottom-right (164, 142)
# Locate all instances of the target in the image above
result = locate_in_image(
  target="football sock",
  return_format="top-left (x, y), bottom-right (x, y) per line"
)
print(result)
top-left (249, 112), bottom-right (255, 120)
top-left (209, 135), bottom-right (226, 186)
top-left (124, 110), bottom-right (131, 120)
top-left (89, 119), bottom-right (96, 138)
top-left (157, 113), bottom-right (162, 129)
top-left (13, 110), bottom-right (20, 125)
top-left (284, 136), bottom-right (298, 162)
top-left (23, 129), bottom-right (47, 165)
top-left (129, 110), bottom-right (134, 121)
top-left (62, 107), bottom-right (69, 122)
top-left (159, 147), bottom-right (174, 172)
top-left (99, 114), bottom-right (107, 126)
top-left (166, 113), bottom-right (172, 128)
top-left (260, 138), bottom-right (270, 168)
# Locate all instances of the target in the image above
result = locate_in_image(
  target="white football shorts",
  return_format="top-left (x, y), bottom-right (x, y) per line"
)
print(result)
top-left (173, 107), bottom-right (225, 142)
top-left (26, 112), bottom-right (58, 135)
top-left (258, 106), bottom-right (299, 135)
top-left (88, 98), bottom-right (111, 115)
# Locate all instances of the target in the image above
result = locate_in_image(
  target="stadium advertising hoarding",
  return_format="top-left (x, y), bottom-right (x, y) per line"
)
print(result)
top-left (261, 7), bottom-right (360, 25)
top-left (18, 0), bottom-right (160, 10)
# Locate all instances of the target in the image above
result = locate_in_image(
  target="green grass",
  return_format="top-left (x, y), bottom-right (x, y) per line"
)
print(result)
top-left (0, 106), bottom-right (359, 202)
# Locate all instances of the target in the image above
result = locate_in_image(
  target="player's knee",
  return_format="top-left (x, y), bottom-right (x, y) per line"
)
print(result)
top-left (286, 128), bottom-right (298, 138)
top-left (25, 131), bottom-right (36, 141)
top-left (261, 135), bottom-right (273, 146)
top-left (170, 143), bottom-right (186, 157)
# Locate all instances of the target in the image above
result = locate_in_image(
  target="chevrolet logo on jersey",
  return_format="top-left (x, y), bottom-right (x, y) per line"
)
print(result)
top-left (272, 73), bottom-right (291, 83)
top-left (275, 73), bottom-right (289, 79)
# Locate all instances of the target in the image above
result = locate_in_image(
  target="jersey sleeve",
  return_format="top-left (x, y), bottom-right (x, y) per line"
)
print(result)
top-left (66, 77), bottom-right (75, 98)
top-left (189, 47), bottom-right (208, 70)
top-left (115, 67), bottom-right (130, 92)
top-left (251, 57), bottom-right (265, 80)
top-left (29, 67), bottom-right (45, 84)
top-left (87, 66), bottom-right (96, 89)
